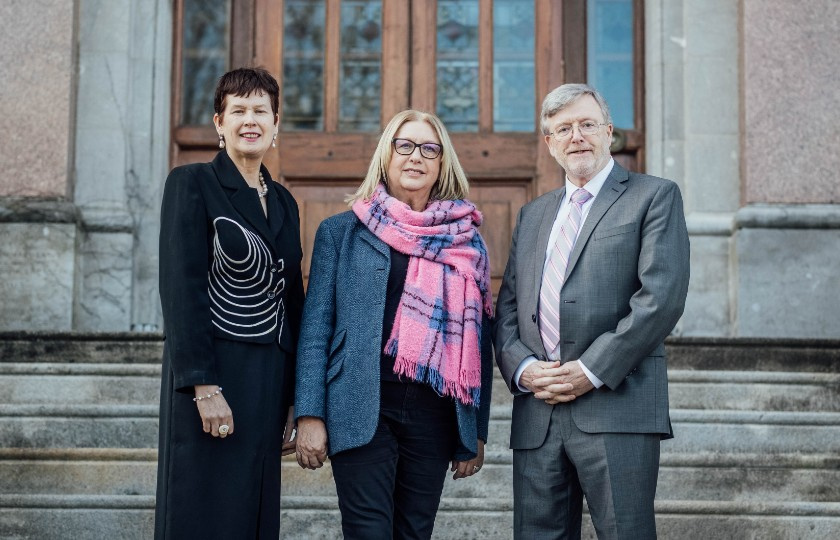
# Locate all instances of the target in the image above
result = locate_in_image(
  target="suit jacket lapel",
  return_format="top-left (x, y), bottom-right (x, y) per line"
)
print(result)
top-left (565, 164), bottom-right (629, 279)
top-left (212, 151), bottom-right (276, 253)
top-left (533, 189), bottom-right (564, 301)
top-left (358, 225), bottom-right (390, 258)
top-left (265, 173), bottom-right (286, 251)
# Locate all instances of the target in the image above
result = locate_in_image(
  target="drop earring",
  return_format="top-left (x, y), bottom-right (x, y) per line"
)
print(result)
top-left (272, 133), bottom-right (277, 148)
top-left (218, 134), bottom-right (225, 149)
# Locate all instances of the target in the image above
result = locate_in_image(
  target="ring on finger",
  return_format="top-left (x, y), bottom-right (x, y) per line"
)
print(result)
top-left (219, 424), bottom-right (230, 435)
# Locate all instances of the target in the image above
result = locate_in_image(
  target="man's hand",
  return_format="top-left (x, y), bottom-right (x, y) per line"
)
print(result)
top-left (519, 360), bottom-right (564, 394)
top-left (529, 360), bottom-right (595, 404)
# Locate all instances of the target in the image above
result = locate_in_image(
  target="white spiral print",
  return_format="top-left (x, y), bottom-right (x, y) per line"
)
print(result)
top-left (209, 217), bottom-right (286, 340)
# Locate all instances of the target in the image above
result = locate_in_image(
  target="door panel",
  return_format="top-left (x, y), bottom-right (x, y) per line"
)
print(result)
top-left (172, 0), bottom-right (645, 292)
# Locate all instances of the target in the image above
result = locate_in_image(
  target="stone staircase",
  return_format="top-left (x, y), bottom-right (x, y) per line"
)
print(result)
top-left (1, 333), bottom-right (839, 539)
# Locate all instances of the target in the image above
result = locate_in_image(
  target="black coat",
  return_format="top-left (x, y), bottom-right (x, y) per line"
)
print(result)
top-left (155, 150), bottom-right (304, 539)
top-left (158, 150), bottom-right (304, 397)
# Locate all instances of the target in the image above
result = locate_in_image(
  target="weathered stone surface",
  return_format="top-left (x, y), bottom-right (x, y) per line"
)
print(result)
top-left (681, 233), bottom-right (732, 336)
top-left (2, 334), bottom-right (840, 538)
top-left (0, 0), bottom-right (75, 197)
top-left (74, 231), bottom-right (134, 331)
top-left (742, 0), bottom-right (840, 204)
top-left (0, 332), bottom-right (163, 364)
top-left (736, 227), bottom-right (840, 338)
top-left (0, 224), bottom-right (76, 331)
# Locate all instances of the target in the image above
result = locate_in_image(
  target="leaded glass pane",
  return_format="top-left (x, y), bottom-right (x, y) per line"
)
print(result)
top-left (494, 0), bottom-right (535, 132)
top-left (587, 0), bottom-right (634, 128)
top-left (436, 0), bottom-right (479, 132)
top-left (283, 0), bottom-right (326, 130)
top-left (339, 1), bottom-right (382, 131)
top-left (180, 0), bottom-right (230, 125)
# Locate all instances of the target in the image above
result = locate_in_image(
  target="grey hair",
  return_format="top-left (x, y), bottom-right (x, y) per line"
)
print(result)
top-left (539, 84), bottom-right (612, 135)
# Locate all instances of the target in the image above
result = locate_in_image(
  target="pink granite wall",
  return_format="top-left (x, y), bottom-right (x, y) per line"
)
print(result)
top-left (742, 0), bottom-right (840, 204)
top-left (0, 0), bottom-right (76, 197)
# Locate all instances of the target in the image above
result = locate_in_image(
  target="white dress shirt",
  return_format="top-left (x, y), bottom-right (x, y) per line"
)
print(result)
top-left (513, 158), bottom-right (615, 392)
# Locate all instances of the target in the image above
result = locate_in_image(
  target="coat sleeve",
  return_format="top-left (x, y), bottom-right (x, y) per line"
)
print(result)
top-left (294, 219), bottom-right (339, 420)
top-left (159, 167), bottom-right (217, 392)
top-left (283, 240), bottom-right (305, 412)
top-left (492, 206), bottom-right (539, 392)
top-left (580, 180), bottom-right (690, 389)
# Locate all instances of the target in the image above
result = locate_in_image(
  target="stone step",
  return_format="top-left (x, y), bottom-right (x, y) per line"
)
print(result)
top-left (3, 495), bottom-right (840, 540)
top-left (4, 448), bottom-right (839, 505)
top-left (3, 402), bottom-right (840, 453)
top-left (667, 370), bottom-right (840, 412)
top-left (0, 373), bottom-right (160, 405)
top-left (0, 333), bottom-right (164, 364)
top-left (3, 364), bottom-right (839, 414)
top-left (0, 449), bottom-right (157, 496)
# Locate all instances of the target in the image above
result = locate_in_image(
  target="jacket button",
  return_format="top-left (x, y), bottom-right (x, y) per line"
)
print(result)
top-left (531, 314), bottom-right (537, 323)
top-left (270, 264), bottom-right (278, 273)
top-left (267, 291), bottom-right (276, 299)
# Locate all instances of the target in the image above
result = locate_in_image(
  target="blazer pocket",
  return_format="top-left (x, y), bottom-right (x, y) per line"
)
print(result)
top-left (593, 222), bottom-right (636, 240)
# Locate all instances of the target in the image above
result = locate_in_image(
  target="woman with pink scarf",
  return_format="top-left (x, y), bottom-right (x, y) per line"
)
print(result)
top-left (294, 110), bottom-right (493, 539)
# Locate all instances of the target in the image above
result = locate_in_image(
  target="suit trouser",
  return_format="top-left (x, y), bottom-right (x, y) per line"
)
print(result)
top-left (512, 402), bottom-right (660, 540)
top-left (330, 380), bottom-right (458, 540)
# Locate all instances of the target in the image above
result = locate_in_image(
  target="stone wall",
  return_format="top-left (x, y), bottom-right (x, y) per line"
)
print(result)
top-left (0, 0), bottom-right (171, 332)
top-left (646, 0), bottom-right (840, 338)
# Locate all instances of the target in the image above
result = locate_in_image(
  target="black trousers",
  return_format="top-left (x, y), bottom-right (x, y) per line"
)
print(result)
top-left (330, 380), bottom-right (458, 540)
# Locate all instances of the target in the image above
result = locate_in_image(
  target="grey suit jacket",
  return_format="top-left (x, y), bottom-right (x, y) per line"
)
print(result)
top-left (493, 163), bottom-right (690, 450)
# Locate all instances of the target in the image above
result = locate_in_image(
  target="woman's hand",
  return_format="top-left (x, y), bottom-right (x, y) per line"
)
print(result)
top-left (194, 384), bottom-right (234, 438)
top-left (451, 439), bottom-right (485, 480)
top-left (281, 406), bottom-right (297, 456)
top-left (295, 416), bottom-right (328, 470)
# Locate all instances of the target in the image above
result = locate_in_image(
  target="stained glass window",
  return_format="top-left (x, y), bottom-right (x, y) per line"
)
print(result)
top-left (180, 0), bottom-right (230, 125)
top-left (339, 1), bottom-right (382, 131)
top-left (493, 0), bottom-right (535, 131)
top-left (587, 0), bottom-right (634, 128)
top-left (436, 1), bottom-right (479, 132)
top-left (283, 0), bottom-right (326, 130)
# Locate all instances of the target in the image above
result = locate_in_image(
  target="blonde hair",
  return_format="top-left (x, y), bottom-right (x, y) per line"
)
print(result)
top-left (346, 110), bottom-right (469, 205)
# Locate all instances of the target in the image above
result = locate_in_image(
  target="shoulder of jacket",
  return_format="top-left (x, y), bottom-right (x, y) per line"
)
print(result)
top-left (320, 210), bottom-right (358, 230)
top-left (521, 189), bottom-right (560, 214)
top-left (626, 170), bottom-right (677, 189)
top-left (167, 162), bottom-right (212, 184)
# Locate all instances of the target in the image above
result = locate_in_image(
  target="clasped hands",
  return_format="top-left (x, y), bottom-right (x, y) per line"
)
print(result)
top-left (519, 360), bottom-right (594, 404)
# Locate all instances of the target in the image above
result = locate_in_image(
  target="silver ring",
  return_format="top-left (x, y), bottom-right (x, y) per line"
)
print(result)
top-left (219, 424), bottom-right (230, 435)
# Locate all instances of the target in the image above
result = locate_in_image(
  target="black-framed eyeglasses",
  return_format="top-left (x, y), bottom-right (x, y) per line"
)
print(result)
top-left (392, 138), bottom-right (443, 159)
top-left (548, 120), bottom-right (608, 141)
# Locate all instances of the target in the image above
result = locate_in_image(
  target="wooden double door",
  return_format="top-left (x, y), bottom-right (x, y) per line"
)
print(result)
top-left (171, 0), bottom-right (644, 292)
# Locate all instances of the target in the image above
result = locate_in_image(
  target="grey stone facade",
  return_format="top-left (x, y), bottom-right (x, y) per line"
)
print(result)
top-left (1, 0), bottom-right (838, 338)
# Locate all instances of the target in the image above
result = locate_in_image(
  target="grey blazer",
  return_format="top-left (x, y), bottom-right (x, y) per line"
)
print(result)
top-left (295, 211), bottom-right (493, 461)
top-left (493, 163), bottom-right (690, 450)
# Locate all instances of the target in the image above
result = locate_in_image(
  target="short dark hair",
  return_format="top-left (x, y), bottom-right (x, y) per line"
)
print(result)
top-left (213, 67), bottom-right (280, 117)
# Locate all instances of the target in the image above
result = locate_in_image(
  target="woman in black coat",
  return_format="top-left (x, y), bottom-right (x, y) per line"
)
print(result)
top-left (155, 67), bottom-right (304, 539)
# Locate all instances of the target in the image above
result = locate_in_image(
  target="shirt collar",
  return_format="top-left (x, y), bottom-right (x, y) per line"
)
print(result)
top-left (564, 157), bottom-right (614, 200)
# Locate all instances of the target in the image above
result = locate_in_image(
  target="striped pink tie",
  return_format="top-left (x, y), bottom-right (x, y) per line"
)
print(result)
top-left (539, 188), bottom-right (593, 358)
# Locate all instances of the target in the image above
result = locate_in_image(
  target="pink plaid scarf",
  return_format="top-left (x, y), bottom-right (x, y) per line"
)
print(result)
top-left (352, 183), bottom-right (493, 407)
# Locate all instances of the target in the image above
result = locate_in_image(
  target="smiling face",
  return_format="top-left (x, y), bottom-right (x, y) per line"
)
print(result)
top-left (386, 120), bottom-right (442, 208)
top-left (213, 92), bottom-right (278, 161)
top-left (544, 95), bottom-right (613, 187)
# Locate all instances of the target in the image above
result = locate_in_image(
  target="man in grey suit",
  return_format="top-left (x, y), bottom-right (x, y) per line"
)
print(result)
top-left (493, 84), bottom-right (690, 539)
